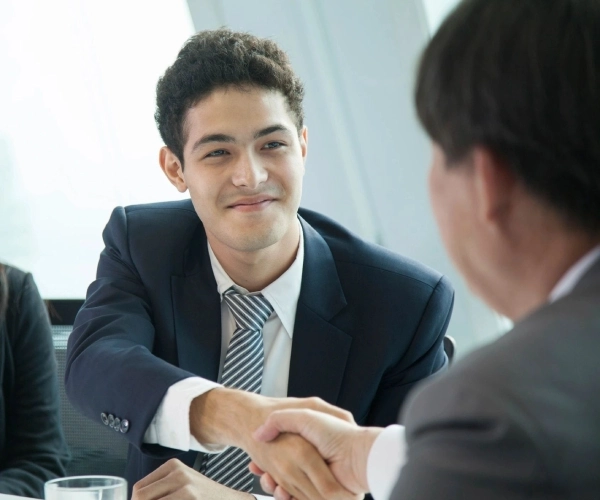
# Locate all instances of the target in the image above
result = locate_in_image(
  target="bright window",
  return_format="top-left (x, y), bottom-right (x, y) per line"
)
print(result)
top-left (0, 0), bottom-right (193, 297)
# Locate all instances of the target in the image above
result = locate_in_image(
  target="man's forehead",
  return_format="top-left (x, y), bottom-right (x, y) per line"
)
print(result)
top-left (182, 87), bottom-right (298, 147)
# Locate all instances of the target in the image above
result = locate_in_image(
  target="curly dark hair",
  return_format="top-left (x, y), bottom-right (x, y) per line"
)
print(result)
top-left (155, 28), bottom-right (305, 165)
top-left (415, 0), bottom-right (600, 233)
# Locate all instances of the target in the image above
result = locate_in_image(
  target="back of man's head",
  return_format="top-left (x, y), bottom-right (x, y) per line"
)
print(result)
top-left (415, 0), bottom-right (600, 233)
top-left (155, 28), bottom-right (305, 163)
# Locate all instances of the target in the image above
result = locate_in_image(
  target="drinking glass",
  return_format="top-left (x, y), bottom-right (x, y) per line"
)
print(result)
top-left (45, 475), bottom-right (127, 500)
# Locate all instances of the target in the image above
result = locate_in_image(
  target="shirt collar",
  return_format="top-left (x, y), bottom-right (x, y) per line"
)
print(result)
top-left (548, 244), bottom-right (600, 303)
top-left (207, 219), bottom-right (304, 338)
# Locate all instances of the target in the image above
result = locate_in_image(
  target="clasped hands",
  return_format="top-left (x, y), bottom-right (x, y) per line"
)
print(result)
top-left (133, 388), bottom-right (381, 500)
top-left (197, 388), bottom-right (381, 500)
top-left (250, 409), bottom-right (381, 500)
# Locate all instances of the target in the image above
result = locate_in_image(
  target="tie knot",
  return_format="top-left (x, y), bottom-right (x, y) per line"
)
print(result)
top-left (223, 287), bottom-right (273, 331)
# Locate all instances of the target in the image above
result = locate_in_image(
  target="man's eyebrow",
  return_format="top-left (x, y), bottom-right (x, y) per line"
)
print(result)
top-left (254, 124), bottom-right (293, 139)
top-left (190, 125), bottom-right (293, 153)
top-left (190, 134), bottom-right (236, 153)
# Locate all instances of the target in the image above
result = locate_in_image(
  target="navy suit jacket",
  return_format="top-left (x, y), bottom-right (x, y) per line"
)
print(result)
top-left (65, 199), bottom-right (454, 488)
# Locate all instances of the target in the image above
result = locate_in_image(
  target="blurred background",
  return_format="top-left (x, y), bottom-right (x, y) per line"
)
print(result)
top-left (0, 0), bottom-right (509, 356)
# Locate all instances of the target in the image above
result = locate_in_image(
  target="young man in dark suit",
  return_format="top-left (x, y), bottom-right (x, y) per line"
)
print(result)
top-left (65, 29), bottom-right (453, 500)
top-left (249, 1), bottom-right (600, 499)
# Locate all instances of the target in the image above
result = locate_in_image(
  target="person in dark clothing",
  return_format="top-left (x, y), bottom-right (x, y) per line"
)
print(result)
top-left (0, 263), bottom-right (69, 498)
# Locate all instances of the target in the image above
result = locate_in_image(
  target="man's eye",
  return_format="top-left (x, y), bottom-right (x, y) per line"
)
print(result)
top-left (206, 149), bottom-right (227, 158)
top-left (264, 141), bottom-right (283, 150)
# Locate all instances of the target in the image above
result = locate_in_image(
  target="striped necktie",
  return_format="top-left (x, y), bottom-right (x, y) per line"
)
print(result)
top-left (201, 286), bottom-right (273, 491)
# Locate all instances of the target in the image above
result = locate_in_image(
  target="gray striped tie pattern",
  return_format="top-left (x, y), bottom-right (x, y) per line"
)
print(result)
top-left (201, 287), bottom-right (273, 492)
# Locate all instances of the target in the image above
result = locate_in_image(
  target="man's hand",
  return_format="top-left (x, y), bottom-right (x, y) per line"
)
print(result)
top-left (190, 388), bottom-right (358, 500)
top-left (250, 409), bottom-right (383, 497)
top-left (131, 459), bottom-right (252, 500)
top-left (190, 388), bottom-right (355, 447)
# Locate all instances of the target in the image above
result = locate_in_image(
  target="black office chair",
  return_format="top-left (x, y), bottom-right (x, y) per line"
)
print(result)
top-left (47, 299), bottom-right (128, 477)
top-left (443, 335), bottom-right (456, 363)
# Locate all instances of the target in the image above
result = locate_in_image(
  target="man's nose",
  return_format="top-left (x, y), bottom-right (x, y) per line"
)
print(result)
top-left (231, 153), bottom-right (268, 189)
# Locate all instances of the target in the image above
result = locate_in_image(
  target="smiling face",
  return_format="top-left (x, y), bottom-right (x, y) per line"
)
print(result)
top-left (160, 86), bottom-right (307, 259)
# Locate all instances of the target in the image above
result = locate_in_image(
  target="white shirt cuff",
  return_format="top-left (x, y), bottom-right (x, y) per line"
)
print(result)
top-left (367, 425), bottom-right (406, 500)
top-left (143, 376), bottom-right (226, 453)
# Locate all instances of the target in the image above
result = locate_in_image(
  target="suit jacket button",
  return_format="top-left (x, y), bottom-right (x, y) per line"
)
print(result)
top-left (119, 419), bottom-right (130, 434)
top-left (101, 413), bottom-right (109, 425)
top-left (113, 417), bottom-right (121, 431)
top-left (108, 414), bottom-right (115, 428)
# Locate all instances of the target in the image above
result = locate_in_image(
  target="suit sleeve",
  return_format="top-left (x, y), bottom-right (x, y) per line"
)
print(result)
top-left (389, 374), bottom-right (548, 500)
top-left (0, 273), bottom-right (69, 498)
top-left (65, 206), bottom-right (196, 454)
top-left (365, 275), bottom-right (454, 427)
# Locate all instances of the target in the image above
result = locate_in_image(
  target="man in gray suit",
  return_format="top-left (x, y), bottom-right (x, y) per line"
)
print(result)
top-left (247, 0), bottom-right (600, 498)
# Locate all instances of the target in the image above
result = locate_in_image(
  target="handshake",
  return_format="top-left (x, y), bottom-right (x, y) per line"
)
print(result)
top-left (133, 387), bottom-right (385, 500)
top-left (249, 405), bottom-right (380, 500)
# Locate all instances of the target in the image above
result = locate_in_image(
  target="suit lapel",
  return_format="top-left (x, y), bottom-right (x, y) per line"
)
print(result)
top-left (287, 217), bottom-right (352, 404)
top-left (171, 222), bottom-right (222, 381)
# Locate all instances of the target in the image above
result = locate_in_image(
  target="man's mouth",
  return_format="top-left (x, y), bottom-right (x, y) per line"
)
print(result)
top-left (228, 197), bottom-right (275, 211)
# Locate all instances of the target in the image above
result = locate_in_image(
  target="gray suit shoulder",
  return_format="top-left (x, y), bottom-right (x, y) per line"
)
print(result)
top-left (401, 279), bottom-right (600, 495)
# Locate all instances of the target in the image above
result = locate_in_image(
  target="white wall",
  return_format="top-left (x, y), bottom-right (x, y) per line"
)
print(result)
top-left (0, 0), bottom-right (504, 354)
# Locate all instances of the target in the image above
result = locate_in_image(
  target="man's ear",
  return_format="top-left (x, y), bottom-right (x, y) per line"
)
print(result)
top-left (299, 126), bottom-right (308, 163)
top-left (159, 147), bottom-right (188, 193)
top-left (472, 147), bottom-right (517, 227)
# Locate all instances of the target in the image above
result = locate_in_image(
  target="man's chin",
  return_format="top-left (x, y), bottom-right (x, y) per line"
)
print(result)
top-left (233, 233), bottom-right (280, 253)
top-left (210, 213), bottom-right (296, 253)
top-left (214, 224), bottom-right (279, 253)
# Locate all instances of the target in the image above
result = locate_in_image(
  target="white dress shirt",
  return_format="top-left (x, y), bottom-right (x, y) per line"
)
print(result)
top-left (365, 245), bottom-right (600, 499)
top-left (367, 425), bottom-right (407, 500)
top-left (143, 221), bottom-right (303, 499)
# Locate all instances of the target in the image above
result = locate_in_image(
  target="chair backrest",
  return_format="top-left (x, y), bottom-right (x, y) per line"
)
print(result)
top-left (47, 299), bottom-right (129, 477)
top-left (443, 335), bottom-right (456, 363)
